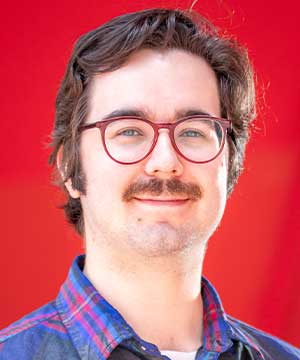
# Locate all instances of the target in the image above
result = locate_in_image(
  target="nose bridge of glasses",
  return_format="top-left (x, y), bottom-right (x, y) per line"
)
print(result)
top-left (151, 126), bottom-right (178, 158)
top-left (155, 122), bottom-right (175, 139)
top-left (144, 125), bottom-right (184, 175)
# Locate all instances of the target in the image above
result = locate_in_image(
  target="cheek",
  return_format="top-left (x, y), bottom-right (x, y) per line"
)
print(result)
top-left (213, 140), bottom-right (230, 190)
top-left (80, 132), bottom-right (117, 188)
top-left (84, 160), bottom-right (124, 202)
top-left (79, 133), bottom-right (115, 203)
top-left (80, 132), bottom-right (140, 203)
top-left (217, 153), bottom-right (229, 189)
top-left (202, 151), bottom-right (228, 203)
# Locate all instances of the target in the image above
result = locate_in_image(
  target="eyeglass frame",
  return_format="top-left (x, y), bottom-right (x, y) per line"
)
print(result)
top-left (79, 115), bottom-right (233, 165)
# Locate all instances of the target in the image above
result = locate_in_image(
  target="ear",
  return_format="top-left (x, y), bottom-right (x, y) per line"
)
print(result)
top-left (64, 179), bottom-right (81, 199)
top-left (56, 147), bottom-right (81, 199)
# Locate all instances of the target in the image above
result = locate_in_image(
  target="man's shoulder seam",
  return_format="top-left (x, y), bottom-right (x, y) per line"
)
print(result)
top-left (227, 315), bottom-right (300, 354)
top-left (0, 301), bottom-right (64, 343)
top-left (227, 315), bottom-right (280, 339)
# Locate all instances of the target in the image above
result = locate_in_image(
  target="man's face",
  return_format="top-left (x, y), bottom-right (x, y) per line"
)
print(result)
top-left (70, 49), bottom-right (229, 257)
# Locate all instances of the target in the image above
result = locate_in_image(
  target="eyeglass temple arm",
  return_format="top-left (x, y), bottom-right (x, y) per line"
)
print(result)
top-left (78, 122), bottom-right (99, 133)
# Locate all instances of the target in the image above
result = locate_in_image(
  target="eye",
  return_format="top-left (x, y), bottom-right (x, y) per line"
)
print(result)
top-left (118, 128), bottom-right (143, 136)
top-left (181, 130), bottom-right (203, 137)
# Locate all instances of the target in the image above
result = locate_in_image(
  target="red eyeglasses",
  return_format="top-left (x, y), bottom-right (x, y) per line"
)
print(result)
top-left (79, 115), bottom-right (232, 165)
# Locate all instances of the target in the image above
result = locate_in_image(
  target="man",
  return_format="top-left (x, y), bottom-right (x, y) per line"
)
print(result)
top-left (0, 7), bottom-right (299, 360)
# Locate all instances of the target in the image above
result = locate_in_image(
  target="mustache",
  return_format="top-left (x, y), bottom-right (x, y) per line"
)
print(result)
top-left (122, 178), bottom-right (202, 201)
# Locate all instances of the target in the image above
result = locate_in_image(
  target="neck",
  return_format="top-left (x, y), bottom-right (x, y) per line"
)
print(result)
top-left (83, 239), bottom-right (206, 351)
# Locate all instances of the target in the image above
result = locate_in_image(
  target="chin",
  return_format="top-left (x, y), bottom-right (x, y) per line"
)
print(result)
top-left (125, 221), bottom-right (211, 258)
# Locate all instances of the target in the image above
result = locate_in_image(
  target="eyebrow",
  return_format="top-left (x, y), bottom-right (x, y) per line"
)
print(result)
top-left (101, 107), bottom-right (213, 121)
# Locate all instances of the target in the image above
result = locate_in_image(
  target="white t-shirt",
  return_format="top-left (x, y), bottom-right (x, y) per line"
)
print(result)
top-left (160, 350), bottom-right (197, 360)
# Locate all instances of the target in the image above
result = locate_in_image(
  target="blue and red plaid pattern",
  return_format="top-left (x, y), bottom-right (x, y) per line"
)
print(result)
top-left (0, 255), bottom-right (299, 359)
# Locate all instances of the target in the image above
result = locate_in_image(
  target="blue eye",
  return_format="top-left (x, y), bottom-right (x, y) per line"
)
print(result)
top-left (119, 129), bottom-right (142, 136)
top-left (181, 130), bottom-right (202, 137)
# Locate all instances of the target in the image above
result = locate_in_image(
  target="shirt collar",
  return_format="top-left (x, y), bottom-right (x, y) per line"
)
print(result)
top-left (56, 255), bottom-right (263, 359)
top-left (201, 277), bottom-right (263, 358)
top-left (56, 255), bottom-right (134, 359)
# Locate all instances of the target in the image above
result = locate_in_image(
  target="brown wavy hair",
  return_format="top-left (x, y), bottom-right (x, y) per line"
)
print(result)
top-left (49, 8), bottom-right (256, 236)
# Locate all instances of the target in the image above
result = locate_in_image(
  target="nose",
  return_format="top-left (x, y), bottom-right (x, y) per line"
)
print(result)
top-left (144, 129), bottom-right (184, 178)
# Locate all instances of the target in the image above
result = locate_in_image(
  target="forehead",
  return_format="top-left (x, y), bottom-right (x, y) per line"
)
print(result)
top-left (87, 49), bottom-right (221, 121)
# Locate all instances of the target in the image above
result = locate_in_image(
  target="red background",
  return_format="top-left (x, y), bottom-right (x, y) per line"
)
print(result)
top-left (1, 0), bottom-right (300, 347)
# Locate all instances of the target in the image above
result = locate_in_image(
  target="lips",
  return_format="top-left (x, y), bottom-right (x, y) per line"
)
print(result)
top-left (133, 197), bottom-right (190, 206)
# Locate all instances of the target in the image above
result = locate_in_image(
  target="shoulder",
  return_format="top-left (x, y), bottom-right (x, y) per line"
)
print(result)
top-left (0, 301), bottom-right (79, 359)
top-left (227, 315), bottom-right (300, 359)
top-left (0, 301), bottom-right (63, 342)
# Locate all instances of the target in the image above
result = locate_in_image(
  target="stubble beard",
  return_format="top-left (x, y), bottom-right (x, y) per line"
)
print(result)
top-left (122, 218), bottom-right (214, 259)
top-left (84, 207), bottom-right (224, 277)
top-left (120, 177), bottom-right (211, 258)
